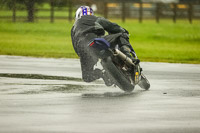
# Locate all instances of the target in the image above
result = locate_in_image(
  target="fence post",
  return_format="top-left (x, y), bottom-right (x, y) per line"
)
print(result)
top-left (139, 1), bottom-right (143, 23)
top-left (188, 3), bottom-right (193, 24)
top-left (173, 3), bottom-right (177, 23)
top-left (12, 0), bottom-right (16, 22)
top-left (122, 2), bottom-right (126, 22)
top-left (50, 0), bottom-right (54, 23)
top-left (104, 2), bottom-right (108, 19)
top-left (156, 3), bottom-right (161, 23)
top-left (68, 0), bottom-right (72, 22)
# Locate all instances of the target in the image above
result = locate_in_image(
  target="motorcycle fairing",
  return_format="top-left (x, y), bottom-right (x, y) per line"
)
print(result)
top-left (89, 38), bottom-right (110, 51)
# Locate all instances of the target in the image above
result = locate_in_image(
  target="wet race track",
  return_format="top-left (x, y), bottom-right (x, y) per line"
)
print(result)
top-left (0, 55), bottom-right (200, 133)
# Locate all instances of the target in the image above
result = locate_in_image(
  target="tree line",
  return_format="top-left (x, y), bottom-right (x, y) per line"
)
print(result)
top-left (0, 0), bottom-right (72, 22)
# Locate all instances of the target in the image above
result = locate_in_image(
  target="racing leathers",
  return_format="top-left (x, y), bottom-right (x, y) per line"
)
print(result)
top-left (71, 15), bottom-right (133, 82)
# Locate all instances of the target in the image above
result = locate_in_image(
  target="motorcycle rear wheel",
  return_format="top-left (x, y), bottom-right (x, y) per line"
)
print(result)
top-left (101, 56), bottom-right (135, 92)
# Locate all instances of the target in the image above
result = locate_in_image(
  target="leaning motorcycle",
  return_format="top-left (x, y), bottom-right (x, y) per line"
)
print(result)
top-left (89, 38), bottom-right (150, 92)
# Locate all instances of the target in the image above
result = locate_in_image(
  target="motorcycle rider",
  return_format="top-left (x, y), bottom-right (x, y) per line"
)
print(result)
top-left (71, 6), bottom-right (139, 83)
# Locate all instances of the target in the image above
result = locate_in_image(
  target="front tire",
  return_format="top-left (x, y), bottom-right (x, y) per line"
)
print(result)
top-left (101, 56), bottom-right (135, 92)
top-left (138, 73), bottom-right (150, 90)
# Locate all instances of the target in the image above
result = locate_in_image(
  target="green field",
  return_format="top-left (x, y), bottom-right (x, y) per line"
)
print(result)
top-left (0, 19), bottom-right (200, 64)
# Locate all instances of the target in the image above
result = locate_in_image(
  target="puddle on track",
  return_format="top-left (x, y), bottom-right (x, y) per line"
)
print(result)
top-left (0, 73), bottom-right (104, 95)
top-left (0, 73), bottom-right (82, 81)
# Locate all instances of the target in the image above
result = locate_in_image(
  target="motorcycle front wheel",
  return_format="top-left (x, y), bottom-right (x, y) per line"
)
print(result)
top-left (138, 73), bottom-right (150, 90)
top-left (101, 56), bottom-right (135, 92)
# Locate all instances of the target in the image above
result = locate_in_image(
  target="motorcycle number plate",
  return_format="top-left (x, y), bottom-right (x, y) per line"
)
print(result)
top-left (135, 72), bottom-right (139, 84)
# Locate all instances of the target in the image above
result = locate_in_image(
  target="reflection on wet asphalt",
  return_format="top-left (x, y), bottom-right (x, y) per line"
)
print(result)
top-left (0, 56), bottom-right (200, 133)
top-left (0, 76), bottom-right (103, 94)
top-left (0, 73), bottom-right (82, 81)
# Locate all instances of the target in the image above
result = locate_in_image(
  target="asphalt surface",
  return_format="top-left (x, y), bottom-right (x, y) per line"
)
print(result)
top-left (0, 55), bottom-right (200, 133)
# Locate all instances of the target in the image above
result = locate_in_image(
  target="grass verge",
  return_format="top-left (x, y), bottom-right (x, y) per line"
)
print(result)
top-left (0, 19), bottom-right (200, 63)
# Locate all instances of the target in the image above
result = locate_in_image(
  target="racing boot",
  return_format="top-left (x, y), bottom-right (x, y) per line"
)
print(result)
top-left (93, 69), bottom-right (113, 86)
top-left (102, 71), bottom-right (113, 86)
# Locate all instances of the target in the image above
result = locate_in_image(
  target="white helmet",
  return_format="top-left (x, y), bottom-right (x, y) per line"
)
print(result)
top-left (75, 6), bottom-right (94, 20)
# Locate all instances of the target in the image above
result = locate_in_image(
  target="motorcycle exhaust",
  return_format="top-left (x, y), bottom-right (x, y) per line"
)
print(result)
top-left (113, 49), bottom-right (135, 66)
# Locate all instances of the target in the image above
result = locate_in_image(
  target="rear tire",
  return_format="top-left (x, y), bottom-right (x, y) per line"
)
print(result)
top-left (101, 56), bottom-right (135, 92)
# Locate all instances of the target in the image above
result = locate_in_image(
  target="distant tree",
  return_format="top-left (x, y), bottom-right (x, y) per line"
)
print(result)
top-left (17, 0), bottom-right (45, 22)
top-left (0, 0), bottom-right (45, 22)
top-left (0, 0), bottom-right (72, 22)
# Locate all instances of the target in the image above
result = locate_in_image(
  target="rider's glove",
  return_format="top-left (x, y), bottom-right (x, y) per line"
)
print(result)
top-left (132, 58), bottom-right (140, 65)
top-left (135, 59), bottom-right (140, 65)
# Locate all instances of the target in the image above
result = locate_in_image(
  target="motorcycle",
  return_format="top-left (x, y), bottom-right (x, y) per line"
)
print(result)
top-left (89, 38), bottom-right (150, 92)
